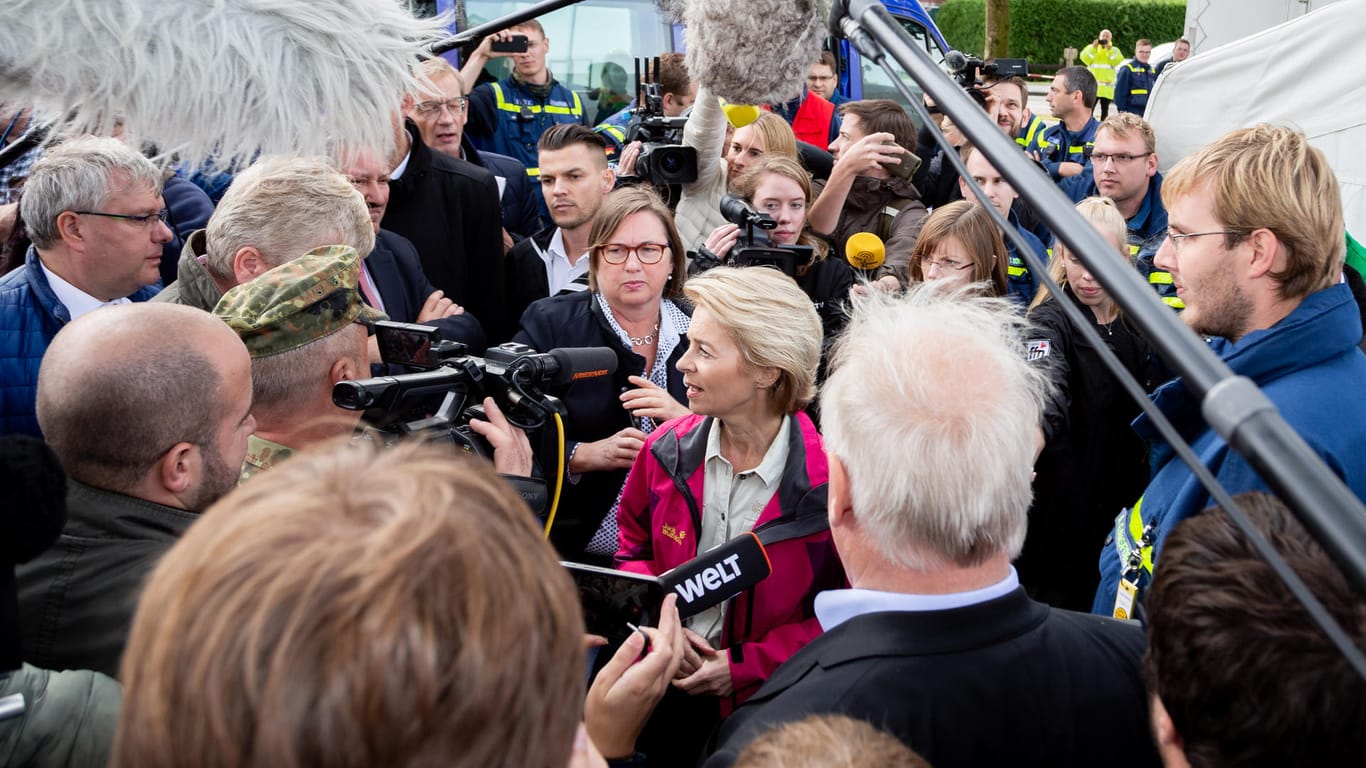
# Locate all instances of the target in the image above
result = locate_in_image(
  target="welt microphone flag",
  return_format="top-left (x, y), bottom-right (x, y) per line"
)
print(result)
top-left (658, 532), bottom-right (772, 620)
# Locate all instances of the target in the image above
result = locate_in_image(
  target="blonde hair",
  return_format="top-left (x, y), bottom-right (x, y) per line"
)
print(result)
top-left (1163, 124), bottom-right (1343, 301)
top-left (1097, 112), bottom-right (1156, 154)
top-left (1028, 196), bottom-right (1129, 310)
top-left (684, 266), bottom-right (821, 414)
top-left (734, 715), bottom-right (932, 768)
top-left (113, 438), bottom-right (586, 768)
top-left (909, 201), bottom-right (1008, 296)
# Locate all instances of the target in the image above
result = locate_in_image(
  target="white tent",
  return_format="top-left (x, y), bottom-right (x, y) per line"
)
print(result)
top-left (1146, 0), bottom-right (1366, 238)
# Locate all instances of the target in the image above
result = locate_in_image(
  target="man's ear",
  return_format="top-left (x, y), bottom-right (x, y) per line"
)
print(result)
top-left (232, 246), bottom-right (267, 284)
top-left (1245, 227), bottom-right (1284, 281)
top-left (601, 166), bottom-right (616, 193)
top-left (827, 451), bottom-right (853, 528)
top-left (158, 442), bottom-right (198, 495)
top-left (400, 92), bottom-right (416, 118)
top-left (329, 349), bottom-right (362, 386)
top-left (55, 211), bottom-right (87, 249)
top-left (1150, 695), bottom-right (1189, 765)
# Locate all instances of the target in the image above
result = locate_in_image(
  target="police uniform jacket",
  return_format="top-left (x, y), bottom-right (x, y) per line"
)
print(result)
top-left (467, 76), bottom-right (588, 175)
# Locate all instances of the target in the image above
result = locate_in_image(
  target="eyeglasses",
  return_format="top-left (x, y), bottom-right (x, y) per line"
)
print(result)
top-left (914, 254), bottom-right (974, 272)
top-left (72, 209), bottom-right (169, 226)
top-left (598, 242), bottom-right (669, 264)
top-left (1164, 229), bottom-right (1242, 252)
top-left (1091, 152), bottom-right (1151, 165)
top-left (413, 97), bottom-right (468, 116)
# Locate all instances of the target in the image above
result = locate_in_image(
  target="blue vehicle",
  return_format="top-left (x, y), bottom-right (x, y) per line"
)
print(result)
top-left (431, 0), bottom-right (949, 127)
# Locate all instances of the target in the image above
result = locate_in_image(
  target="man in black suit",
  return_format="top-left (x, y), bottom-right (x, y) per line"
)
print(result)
top-left (380, 114), bottom-right (510, 341)
top-left (340, 147), bottom-right (487, 357)
top-left (703, 289), bottom-right (1159, 768)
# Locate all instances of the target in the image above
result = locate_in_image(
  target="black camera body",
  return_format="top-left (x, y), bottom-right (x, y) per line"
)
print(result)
top-left (334, 322), bottom-right (572, 458)
top-left (719, 194), bottom-right (813, 278)
top-left (622, 57), bottom-right (698, 187)
top-left (948, 51), bottom-right (1029, 106)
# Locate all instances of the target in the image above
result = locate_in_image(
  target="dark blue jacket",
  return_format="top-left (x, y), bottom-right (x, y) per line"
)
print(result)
top-left (1114, 61), bottom-right (1156, 115)
top-left (1092, 284), bottom-right (1366, 614)
top-left (160, 175), bottom-right (215, 287)
top-left (1028, 117), bottom-right (1099, 180)
top-left (513, 291), bottom-right (689, 559)
top-left (1004, 208), bottom-right (1046, 307)
top-left (0, 248), bottom-right (158, 436)
top-left (467, 77), bottom-right (588, 173)
top-left (460, 136), bottom-right (544, 240)
top-left (369, 229), bottom-right (488, 355)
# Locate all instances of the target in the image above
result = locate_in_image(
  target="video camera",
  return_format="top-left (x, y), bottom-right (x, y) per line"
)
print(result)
top-left (332, 321), bottom-right (616, 457)
top-left (624, 57), bottom-right (697, 187)
top-left (719, 193), bottom-right (814, 278)
top-left (946, 51), bottom-right (1029, 106)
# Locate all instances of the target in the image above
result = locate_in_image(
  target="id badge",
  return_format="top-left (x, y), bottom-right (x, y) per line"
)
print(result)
top-left (1113, 578), bottom-right (1139, 620)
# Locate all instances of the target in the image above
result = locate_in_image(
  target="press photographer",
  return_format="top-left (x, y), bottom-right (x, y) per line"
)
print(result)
top-left (596, 52), bottom-right (698, 177)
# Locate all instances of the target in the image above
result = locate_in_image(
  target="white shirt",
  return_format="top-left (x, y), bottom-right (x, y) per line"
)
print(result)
top-left (687, 417), bottom-right (791, 644)
top-left (541, 228), bottom-right (589, 295)
top-left (390, 147), bottom-right (412, 180)
top-left (814, 568), bottom-right (1021, 631)
top-left (40, 262), bottom-right (131, 320)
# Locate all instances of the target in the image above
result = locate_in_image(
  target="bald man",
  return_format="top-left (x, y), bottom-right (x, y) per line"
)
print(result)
top-left (17, 302), bottom-right (255, 677)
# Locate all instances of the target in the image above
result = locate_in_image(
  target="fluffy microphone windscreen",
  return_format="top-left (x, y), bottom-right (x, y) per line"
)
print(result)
top-left (0, 0), bottom-right (448, 168)
top-left (683, 0), bottom-right (826, 106)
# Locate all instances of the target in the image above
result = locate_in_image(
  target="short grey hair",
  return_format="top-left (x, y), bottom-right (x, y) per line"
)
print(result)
top-left (684, 266), bottom-right (821, 415)
top-left (820, 286), bottom-right (1053, 569)
top-left (20, 136), bottom-right (164, 249)
top-left (251, 324), bottom-right (366, 413)
top-left (205, 156), bottom-right (374, 278)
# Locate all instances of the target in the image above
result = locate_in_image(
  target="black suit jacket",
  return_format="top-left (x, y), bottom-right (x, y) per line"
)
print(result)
top-left (368, 229), bottom-right (488, 354)
top-left (382, 124), bottom-right (511, 341)
top-left (460, 136), bottom-right (545, 241)
top-left (704, 588), bottom-right (1159, 768)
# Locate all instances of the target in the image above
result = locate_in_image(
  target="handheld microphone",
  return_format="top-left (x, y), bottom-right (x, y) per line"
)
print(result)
top-left (658, 532), bottom-right (772, 620)
top-left (845, 232), bottom-right (886, 272)
top-left (528, 347), bottom-right (619, 387)
top-left (683, 0), bottom-right (826, 105)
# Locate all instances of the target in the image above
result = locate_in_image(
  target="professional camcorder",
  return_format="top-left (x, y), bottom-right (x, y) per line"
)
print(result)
top-left (332, 321), bottom-right (616, 457)
top-left (718, 193), bottom-right (814, 278)
top-left (946, 51), bottom-right (1029, 106)
top-left (623, 57), bottom-right (697, 187)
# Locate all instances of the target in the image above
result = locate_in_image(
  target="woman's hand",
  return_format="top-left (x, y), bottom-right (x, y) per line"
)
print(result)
top-left (570, 428), bottom-right (648, 473)
top-left (703, 223), bottom-right (742, 262)
top-left (672, 630), bottom-right (732, 697)
top-left (621, 375), bottom-right (689, 425)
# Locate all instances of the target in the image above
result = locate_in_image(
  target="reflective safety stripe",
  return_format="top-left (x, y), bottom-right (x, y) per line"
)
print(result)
top-left (597, 124), bottom-right (626, 142)
top-left (1163, 295), bottom-right (1186, 309)
top-left (1127, 499), bottom-right (1154, 575)
top-left (1008, 265), bottom-right (1027, 277)
top-left (490, 82), bottom-right (584, 117)
top-left (1131, 89), bottom-right (1149, 95)
top-left (1128, 243), bottom-right (1141, 256)
top-left (525, 167), bottom-right (540, 177)
top-left (1016, 117), bottom-right (1043, 148)
top-left (1148, 271), bottom-right (1174, 285)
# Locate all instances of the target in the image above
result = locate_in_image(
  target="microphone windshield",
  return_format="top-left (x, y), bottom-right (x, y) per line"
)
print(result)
top-left (546, 347), bottom-right (618, 387)
top-left (845, 232), bottom-right (886, 271)
top-left (684, 0), bottom-right (826, 105)
top-left (945, 50), bottom-right (969, 73)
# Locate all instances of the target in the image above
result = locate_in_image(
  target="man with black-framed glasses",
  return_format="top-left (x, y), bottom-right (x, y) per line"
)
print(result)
top-left (1091, 124), bottom-right (1366, 618)
top-left (1060, 112), bottom-right (1177, 308)
top-left (0, 136), bottom-right (168, 436)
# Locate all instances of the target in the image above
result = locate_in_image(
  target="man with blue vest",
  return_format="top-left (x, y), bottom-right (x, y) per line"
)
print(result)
top-left (1092, 124), bottom-right (1366, 619)
top-left (1027, 66), bottom-right (1099, 183)
top-left (461, 19), bottom-right (588, 200)
top-left (1114, 39), bottom-right (1156, 115)
top-left (1060, 113), bottom-right (1177, 308)
top-left (0, 137), bottom-right (168, 436)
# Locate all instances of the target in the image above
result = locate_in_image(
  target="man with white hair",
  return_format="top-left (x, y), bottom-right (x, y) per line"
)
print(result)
top-left (704, 288), bottom-right (1157, 767)
top-left (0, 136), bottom-right (170, 435)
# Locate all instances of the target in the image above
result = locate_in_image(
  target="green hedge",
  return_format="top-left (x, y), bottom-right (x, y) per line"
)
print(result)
top-left (936, 0), bottom-right (1186, 69)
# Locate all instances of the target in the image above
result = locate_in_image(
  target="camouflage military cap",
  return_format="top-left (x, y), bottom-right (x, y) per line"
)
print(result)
top-left (212, 244), bottom-right (386, 358)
